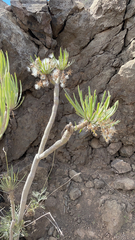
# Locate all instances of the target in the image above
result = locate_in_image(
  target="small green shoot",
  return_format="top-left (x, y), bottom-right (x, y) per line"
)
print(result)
top-left (55, 48), bottom-right (73, 70)
top-left (26, 187), bottom-right (47, 216)
top-left (0, 208), bottom-right (26, 240)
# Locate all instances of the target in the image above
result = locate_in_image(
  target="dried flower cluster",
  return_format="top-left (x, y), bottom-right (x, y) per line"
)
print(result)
top-left (87, 121), bottom-right (116, 142)
top-left (79, 120), bottom-right (116, 143)
top-left (27, 50), bottom-right (73, 90)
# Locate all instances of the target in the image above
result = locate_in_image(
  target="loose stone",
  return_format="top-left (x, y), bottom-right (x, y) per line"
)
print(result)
top-left (85, 180), bottom-right (94, 188)
top-left (94, 179), bottom-right (105, 189)
top-left (69, 169), bottom-right (82, 182)
top-left (102, 200), bottom-right (124, 235)
top-left (48, 226), bottom-right (54, 236)
top-left (112, 178), bottom-right (135, 190)
top-left (111, 159), bottom-right (131, 174)
top-left (69, 188), bottom-right (82, 200)
top-left (107, 142), bottom-right (122, 155)
top-left (120, 145), bottom-right (134, 157)
top-left (90, 138), bottom-right (102, 149)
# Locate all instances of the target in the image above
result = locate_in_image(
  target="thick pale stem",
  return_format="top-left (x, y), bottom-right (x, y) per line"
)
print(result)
top-left (18, 124), bottom-right (74, 227)
top-left (73, 120), bottom-right (88, 131)
top-left (18, 154), bottom-right (39, 225)
top-left (38, 123), bottom-right (74, 161)
top-left (17, 119), bottom-right (88, 229)
top-left (38, 82), bottom-right (59, 154)
top-left (38, 120), bottom-right (88, 161)
top-left (17, 82), bottom-right (60, 234)
top-left (9, 192), bottom-right (15, 240)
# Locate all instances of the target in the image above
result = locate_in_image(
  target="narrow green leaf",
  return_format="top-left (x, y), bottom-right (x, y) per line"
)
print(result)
top-left (78, 86), bottom-right (85, 111)
top-left (88, 86), bottom-right (91, 98)
top-left (73, 94), bottom-right (85, 118)
top-left (89, 96), bottom-right (93, 119)
top-left (104, 93), bottom-right (111, 110)
top-left (99, 91), bottom-right (106, 108)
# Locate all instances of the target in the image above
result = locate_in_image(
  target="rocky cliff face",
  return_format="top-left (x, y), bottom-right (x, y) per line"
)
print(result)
top-left (1, 0), bottom-right (135, 239)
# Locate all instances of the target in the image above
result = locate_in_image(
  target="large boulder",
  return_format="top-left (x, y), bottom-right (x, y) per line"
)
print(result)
top-left (0, 0), bottom-right (7, 8)
top-left (108, 59), bottom-right (135, 144)
top-left (4, 90), bottom-right (54, 162)
top-left (10, 0), bottom-right (57, 49)
top-left (57, 0), bottom-right (127, 56)
top-left (0, 6), bottom-right (38, 91)
top-left (102, 200), bottom-right (125, 235)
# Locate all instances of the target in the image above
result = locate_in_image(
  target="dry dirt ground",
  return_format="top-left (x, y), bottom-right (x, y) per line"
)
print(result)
top-left (5, 155), bottom-right (135, 240)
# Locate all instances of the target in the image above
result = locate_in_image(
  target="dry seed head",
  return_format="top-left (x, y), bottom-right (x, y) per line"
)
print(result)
top-left (86, 121), bottom-right (116, 142)
top-left (42, 80), bottom-right (49, 87)
top-left (51, 69), bottom-right (60, 81)
top-left (59, 70), bottom-right (71, 88)
top-left (40, 75), bottom-right (47, 80)
top-left (67, 69), bottom-right (73, 76)
top-left (101, 125), bottom-right (116, 143)
top-left (87, 123), bottom-right (98, 136)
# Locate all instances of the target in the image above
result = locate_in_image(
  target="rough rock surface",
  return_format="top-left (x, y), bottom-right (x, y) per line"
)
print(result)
top-left (69, 169), bottom-right (82, 182)
top-left (1, 0), bottom-right (135, 239)
top-left (69, 187), bottom-right (82, 200)
top-left (102, 200), bottom-right (125, 236)
top-left (120, 145), bottom-right (134, 157)
top-left (10, 0), bottom-right (56, 48)
top-left (0, 3), bottom-right (38, 90)
top-left (0, 0), bottom-right (7, 8)
top-left (111, 159), bottom-right (132, 174)
top-left (94, 178), bottom-right (105, 189)
top-left (90, 138), bottom-right (103, 149)
top-left (107, 142), bottom-right (122, 155)
top-left (85, 180), bottom-right (94, 188)
top-left (112, 178), bottom-right (135, 191)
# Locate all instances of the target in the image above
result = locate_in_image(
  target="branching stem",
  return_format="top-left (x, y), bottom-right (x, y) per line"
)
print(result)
top-left (17, 80), bottom-right (61, 238)
top-left (38, 78), bottom-right (60, 155)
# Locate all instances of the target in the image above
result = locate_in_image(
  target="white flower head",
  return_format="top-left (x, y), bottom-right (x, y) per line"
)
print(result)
top-left (27, 67), bottom-right (31, 72)
top-left (60, 83), bottom-right (65, 88)
top-left (31, 67), bottom-right (38, 77)
top-left (52, 69), bottom-right (60, 81)
top-left (34, 84), bottom-right (40, 90)
top-left (30, 62), bottom-right (34, 67)
top-left (40, 74), bottom-right (46, 80)
top-left (43, 80), bottom-right (49, 87)
top-left (49, 53), bottom-right (54, 59)
top-left (65, 75), bottom-right (69, 80)
top-left (53, 69), bottom-right (59, 76)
